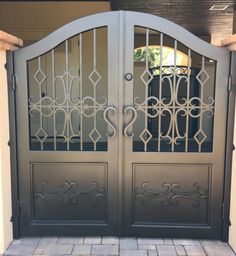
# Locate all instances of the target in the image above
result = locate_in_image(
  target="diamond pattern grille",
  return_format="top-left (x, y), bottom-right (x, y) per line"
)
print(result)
top-left (89, 129), bottom-right (102, 143)
top-left (140, 129), bottom-right (152, 144)
top-left (34, 69), bottom-right (46, 86)
top-left (194, 130), bottom-right (207, 145)
top-left (89, 69), bottom-right (101, 86)
top-left (141, 69), bottom-right (153, 85)
top-left (196, 69), bottom-right (209, 85)
top-left (35, 128), bottom-right (48, 143)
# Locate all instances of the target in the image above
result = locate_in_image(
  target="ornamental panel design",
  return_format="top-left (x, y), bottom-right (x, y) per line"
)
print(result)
top-left (28, 27), bottom-right (116, 151)
top-left (35, 181), bottom-right (105, 205)
top-left (125, 26), bottom-right (216, 152)
top-left (135, 182), bottom-right (208, 207)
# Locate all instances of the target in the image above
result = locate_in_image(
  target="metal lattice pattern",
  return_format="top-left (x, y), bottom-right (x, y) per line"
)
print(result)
top-left (124, 28), bottom-right (215, 152)
top-left (28, 28), bottom-right (116, 151)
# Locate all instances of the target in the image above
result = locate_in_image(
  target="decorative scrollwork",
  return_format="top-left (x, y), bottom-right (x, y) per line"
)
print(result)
top-left (35, 181), bottom-right (105, 205)
top-left (123, 106), bottom-right (138, 138)
top-left (130, 58), bottom-right (215, 152)
top-left (29, 28), bottom-right (116, 151)
top-left (135, 182), bottom-right (208, 207)
top-left (103, 106), bottom-right (117, 138)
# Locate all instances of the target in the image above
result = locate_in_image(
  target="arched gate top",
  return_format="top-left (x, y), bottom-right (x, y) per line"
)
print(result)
top-left (15, 10), bottom-right (228, 61)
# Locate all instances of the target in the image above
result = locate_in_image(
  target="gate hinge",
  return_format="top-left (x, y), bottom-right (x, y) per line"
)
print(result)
top-left (16, 200), bottom-right (21, 217)
top-left (222, 202), bottom-right (225, 220)
top-left (228, 75), bottom-right (232, 93)
top-left (12, 73), bottom-right (16, 91)
top-left (10, 200), bottom-right (21, 222)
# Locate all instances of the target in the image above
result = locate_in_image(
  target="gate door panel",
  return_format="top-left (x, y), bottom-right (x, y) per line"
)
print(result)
top-left (123, 12), bottom-right (229, 238)
top-left (14, 12), bottom-right (119, 235)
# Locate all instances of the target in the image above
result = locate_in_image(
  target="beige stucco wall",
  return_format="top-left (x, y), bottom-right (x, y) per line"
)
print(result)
top-left (0, 50), bottom-right (13, 255)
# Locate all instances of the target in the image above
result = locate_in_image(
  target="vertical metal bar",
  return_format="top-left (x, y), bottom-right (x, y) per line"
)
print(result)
top-left (144, 28), bottom-right (149, 152)
top-left (93, 29), bottom-right (97, 151)
top-left (118, 11), bottom-right (124, 235)
top-left (185, 49), bottom-right (191, 152)
top-left (38, 56), bottom-right (43, 150)
top-left (171, 40), bottom-right (177, 152)
top-left (65, 40), bottom-right (70, 151)
top-left (79, 33), bottom-right (83, 151)
top-left (158, 33), bottom-right (163, 152)
top-left (52, 49), bottom-right (56, 150)
top-left (198, 56), bottom-right (205, 152)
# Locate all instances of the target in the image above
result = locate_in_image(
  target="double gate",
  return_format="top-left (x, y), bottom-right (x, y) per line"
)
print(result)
top-left (8, 11), bottom-right (235, 239)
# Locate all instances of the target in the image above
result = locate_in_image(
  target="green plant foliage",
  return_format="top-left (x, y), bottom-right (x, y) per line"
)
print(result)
top-left (134, 47), bottom-right (171, 68)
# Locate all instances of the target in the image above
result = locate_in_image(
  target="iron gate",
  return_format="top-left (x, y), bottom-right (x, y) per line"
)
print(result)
top-left (8, 11), bottom-right (233, 239)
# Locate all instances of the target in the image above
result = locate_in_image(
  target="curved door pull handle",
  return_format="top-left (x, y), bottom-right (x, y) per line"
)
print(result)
top-left (123, 106), bottom-right (137, 138)
top-left (103, 105), bottom-right (117, 138)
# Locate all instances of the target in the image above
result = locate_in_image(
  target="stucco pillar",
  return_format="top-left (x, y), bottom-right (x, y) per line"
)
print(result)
top-left (0, 31), bottom-right (22, 256)
top-left (221, 35), bottom-right (236, 253)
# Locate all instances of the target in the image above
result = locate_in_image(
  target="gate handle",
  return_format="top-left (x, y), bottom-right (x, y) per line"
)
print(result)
top-left (103, 105), bottom-right (117, 138)
top-left (123, 106), bottom-right (137, 138)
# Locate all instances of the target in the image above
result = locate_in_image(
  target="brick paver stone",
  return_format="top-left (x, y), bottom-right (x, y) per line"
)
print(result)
top-left (57, 237), bottom-right (84, 244)
top-left (91, 244), bottom-right (119, 255)
top-left (120, 249), bottom-right (148, 256)
top-left (139, 244), bottom-right (156, 250)
top-left (120, 238), bottom-right (137, 249)
top-left (184, 245), bottom-right (206, 256)
top-left (173, 239), bottom-right (201, 246)
top-left (164, 239), bottom-right (174, 245)
top-left (4, 244), bottom-right (37, 256)
top-left (38, 237), bottom-right (58, 245)
top-left (148, 249), bottom-right (158, 256)
top-left (200, 240), bottom-right (229, 247)
top-left (156, 245), bottom-right (177, 256)
top-left (203, 245), bottom-right (236, 256)
top-left (138, 238), bottom-right (164, 245)
top-left (175, 245), bottom-right (187, 256)
top-left (34, 244), bottom-right (73, 255)
top-left (72, 244), bottom-right (92, 254)
top-left (12, 237), bottom-right (40, 245)
top-left (84, 237), bottom-right (102, 244)
top-left (102, 237), bottom-right (119, 244)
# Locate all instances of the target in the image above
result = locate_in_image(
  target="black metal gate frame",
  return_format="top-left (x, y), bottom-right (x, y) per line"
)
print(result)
top-left (6, 11), bottom-right (236, 241)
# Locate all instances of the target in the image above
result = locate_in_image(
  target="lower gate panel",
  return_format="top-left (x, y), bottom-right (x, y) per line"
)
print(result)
top-left (24, 162), bottom-right (113, 235)
top-left (129, 163), bottom-right (214, 237)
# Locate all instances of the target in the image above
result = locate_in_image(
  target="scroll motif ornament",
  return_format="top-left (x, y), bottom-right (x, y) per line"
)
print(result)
top-left (135, 182), bottom-right (208, 207)
top-left (35, 181), bottom-right (105, 205)
top-left (29, 70), bottom-right (117, 145)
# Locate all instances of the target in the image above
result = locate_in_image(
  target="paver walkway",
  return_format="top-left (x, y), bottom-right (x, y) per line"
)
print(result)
top-left (4, 237), bottom-right (236, 256)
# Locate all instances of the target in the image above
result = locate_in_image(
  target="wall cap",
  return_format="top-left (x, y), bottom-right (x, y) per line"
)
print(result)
top-left (221, 34), bottom-right (236, 51)
top-left (0, 30), bottom-right (23, 51)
